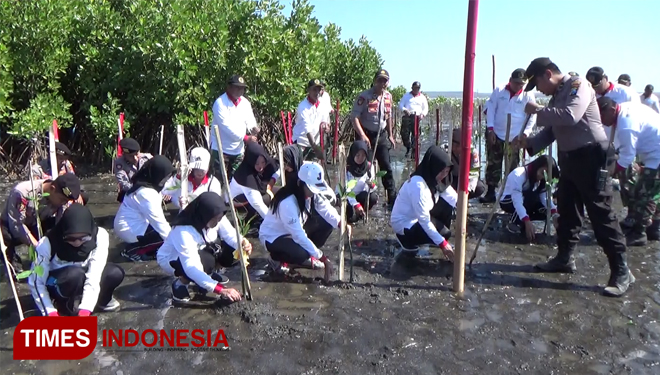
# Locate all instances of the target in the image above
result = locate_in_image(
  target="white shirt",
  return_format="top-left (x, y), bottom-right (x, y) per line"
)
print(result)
top-left (500, 167), bottom-right (556, 221)
top-left (597, 82), bottom-right (640, 104)
top-left (390, 176), bottom-right (456, 247)
top-left (292, 97), bottom-right (329, 147)
top-left (162, 175), bottom-right (222, 209)
top-left (210, 93), bottom-right (258, 156)
top-left (259, 195), bottom-right (340, 259)
top-left (229, 178), bottom-right (270, 219)
top-left (614, 102), bottom-right (660, 170)
top-left (485, 84), bottom-right (537, 141)
top-left (113, 187), bottom-right (171, 243)
top-left (334, 163), bottom-right (376, 207)
top-left (641, 93), bottom-right (660, 113)
top-left (399, 92), bottom-right (429, 117)
top-left (29, 228), bottom-right (110, 315)
top-left (157, 218), bottom-right (238, 293)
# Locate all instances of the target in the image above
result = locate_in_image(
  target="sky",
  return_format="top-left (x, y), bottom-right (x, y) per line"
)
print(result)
top-left (283, 0), bottom-right (659, 94)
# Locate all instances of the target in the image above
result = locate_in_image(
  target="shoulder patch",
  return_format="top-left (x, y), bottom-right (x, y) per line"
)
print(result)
top-left (570, 79), bottom-right (580, 96)
top-left (357, 97), bottom-right (365, 106)
top-left (116, 163), bottom-right (122, 170)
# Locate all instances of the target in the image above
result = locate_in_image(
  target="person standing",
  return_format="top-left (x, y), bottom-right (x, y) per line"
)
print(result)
top-left (319, 82), bottom-right (334, 162)
top-left (399, 81), bottom-right (429, 158)
top-left (518, 57), bottom-right (633, 297)
top-left (351, 69), bottom-right (397, 206)
top-left (641, 84), bottom-right (660, 113)
top-left (586, 67), bottom-right (639, 105)
top-left (292, 79), bottom-right (330, 161)
top-left (597, 97), bottom-right (660, 246)
top-left (480, 68), bottom-right (537, 203)
top-left (617, 74), bottom-right (632, 87)
top-left (114, 137), bottom-right (153, 203)
top-left (210, 74), bottom-right (259, 184)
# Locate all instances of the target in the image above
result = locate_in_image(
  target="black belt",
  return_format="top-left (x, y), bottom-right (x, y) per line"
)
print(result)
top-left (558, 143), bottom-right (605, 160)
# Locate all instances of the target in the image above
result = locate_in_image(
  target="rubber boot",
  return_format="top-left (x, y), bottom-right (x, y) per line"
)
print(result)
top-left (479, 186), bottom-right (496, 203)
top-left (603, 253), bottom-right (635, 297)
top-left (646, 219), bottom-right (660, 241)
top-left (534, 248), bottom-right (576, 273)
top-left (625, 225), bottom-right (648, 247)
top-left (387, 189), bottom-right (397, 208)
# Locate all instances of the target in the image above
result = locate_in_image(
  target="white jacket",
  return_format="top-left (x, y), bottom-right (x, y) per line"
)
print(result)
top-left (390, 176), bottom-right (457, 247)
top-left (210, 93), bottom-right (258, 156)
top-left (157, 217), bottom-right (238, 292)
top-left (259, 194), bottom-right (340, 259)
top-left (399, 92), bottom-right (429, 117)
top-left (162, 175), bottom-right (222, 209)
top-left (29, 228), bottom-right (110, 315)
top-left (485, 84), bottom-right (537, 141)
top-left (641, 93), bottom-right (660, 114)
top-left (292, 98), bottom-right (330, 147)
top-left (614, 102), bottom-right (660, 170)
top-left (334, 163), bottom-right (377, 207)
top-left (500, 166), bottom-right (556, 221)
top-left (113, 187), bottom-right (171, 243)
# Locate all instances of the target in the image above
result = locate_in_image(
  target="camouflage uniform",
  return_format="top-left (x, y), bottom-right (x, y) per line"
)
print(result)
top-left (484, 136), bottom-right (520, 186)
top-left (212, 150), bottom-right (243, 185)
top-left (626, 166), bottom-right (660, 226)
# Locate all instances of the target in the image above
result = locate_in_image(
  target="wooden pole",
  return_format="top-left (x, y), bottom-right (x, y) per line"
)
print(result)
top-left (545, 147), bottom-right (553, 236)
top-left (491, 54), bottom-right (496, 91)
top-left (278, 142), bottom-right (286, 186)
top-left (435, 107), bottom-right (440, 146)
top-left (203, 111), bottom-right (211, 149)
top-left (414, 115), bottom-right (420, 167)
top-left (454, 0), bottom-right (479, 294)
top-left (0, 228), bottom-right (25, 321)
top-left (48, 122), bottom-right (58, 178)
top-left (176, 125), bottom-right (189, 211)
top-left (337, 145), bottom-right (347, 281)
top-left (333, 99), bottom-right (340, 164)
top-left (212, 125), bottom-right (253, 300)
top-left (159, 125), bottom-right (165, 155)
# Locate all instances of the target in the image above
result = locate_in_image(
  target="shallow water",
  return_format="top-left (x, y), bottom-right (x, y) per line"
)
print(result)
top-left (1, 133), bottom-right (660, 374)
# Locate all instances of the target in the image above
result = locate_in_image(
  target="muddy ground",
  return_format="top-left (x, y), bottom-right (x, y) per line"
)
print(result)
top-left (1, 139), bottom-right (660, 375)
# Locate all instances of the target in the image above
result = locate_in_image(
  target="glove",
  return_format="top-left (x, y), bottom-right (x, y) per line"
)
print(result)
top-left (48, 311), bottom-right (59, 317)
top-left (78, 309), bottom-right (92, 317)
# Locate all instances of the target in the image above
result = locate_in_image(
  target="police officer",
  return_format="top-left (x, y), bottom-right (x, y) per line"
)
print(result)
top-left (351, 69), bottom-right (397, 206)
top-left (516, 57), bottom-right (633, 297)
top-left (114, 137), bottom-right (153, 202)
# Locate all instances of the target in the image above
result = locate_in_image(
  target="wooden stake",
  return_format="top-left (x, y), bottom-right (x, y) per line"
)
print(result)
top-left (176, 125), bottom-right (189, 211)
top-left (545, 147), bottom-right (553, 236)
top-left (212, 125), bottom-right (253, 300)
top-left (337, 145), bottom-right (347, 281)
top-left (0, 228), bottom-right (24, 321)
top-left (278, 142), bottom-right (286, 187)
top-left (491, 55), bottom-right (496, 91)
top-left (48, 124), bottom-right (57, 178)
top-left (159, 125), bottom-right (165, 155)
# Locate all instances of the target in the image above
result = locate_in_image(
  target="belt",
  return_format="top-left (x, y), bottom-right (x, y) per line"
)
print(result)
top-left (559, 143), bottom-right (604, 160)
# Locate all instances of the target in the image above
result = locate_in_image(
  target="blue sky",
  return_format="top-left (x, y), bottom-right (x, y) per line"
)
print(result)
top-left (285, 0), bottom-right (658, 93)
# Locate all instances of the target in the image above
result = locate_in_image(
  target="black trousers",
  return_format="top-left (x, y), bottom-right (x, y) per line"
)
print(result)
top-left (400, 114), bottom-right (416, 152)
top-left (556, 144), bottom-right (626, 260)
top-left (44, 263), bottom-right (125, 315)
top-left (123, 225), bottom-right (165, 259)
top-left (363, 128), bottom-right (395, 193)
top-left (265, 210), bottom-right (334, 265)
top-left (501, 190), bottom-right (548, 224)
top-left (169, 241), bottom-right (235, 285)
top-left (396, 198), bottom-right (453, 249)
top-left (451, 178), bottom-right (486, 199)
top-left (346, 191), bottom-right (378, 222)
top-left (235, 193), bottom-right (272, 224)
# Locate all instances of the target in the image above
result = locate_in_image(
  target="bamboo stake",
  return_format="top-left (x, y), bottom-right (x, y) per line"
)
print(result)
top-left (278, 142), bottom-right (286, 187)
top-left (48, 124), bottom-right (58, 179)
top-left (469, 113), bottom-right (531, 266)
top-left (159, 125), bottom-right (165, 155)
top-left (176, 125), bottom-right (189, 211)
top-left (337, 145), bottom-right (347, 281)
top-left (212, 125), bottom-right (252, 300)
top-left (491, 55), bottom-right (496, 91)
top-left (435, 107), bottom-right (440, 146)
top-left (0, 227), bottom-right (24, 321)
top-left (545, 147), bottom-right (552, 236)
top-left (203, 111), bottom-right (211, 149)
top-left (347, 224), bottom-right (354, 283)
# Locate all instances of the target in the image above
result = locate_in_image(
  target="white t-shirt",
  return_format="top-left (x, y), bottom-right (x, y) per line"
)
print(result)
top-left (157, 218), bottom-right (238, 292)
top-left (485, 84), bottom-right (537, 141)
top-left (292, 97), bottom-right (330, 147)
top-left (113, 187), bottom-right (171, 243)
top-left (641, 93), bottom-right (660, 114)
top-left (614, 102), bottom-right (660, 170)
top-left (29, 228), bottom-right (110, 315)
top-left (500, 166), bottom-right (556, 221)
top-left (399, 92), bottom-right (429, 117)
top-left (334, 163), bottom-right (376, 207)
top-left (162, 175), bottom-right (222, 209)
top-left (210, 93), bottom-right (258, 156)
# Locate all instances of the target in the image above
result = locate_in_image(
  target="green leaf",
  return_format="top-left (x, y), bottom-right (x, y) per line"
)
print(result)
top-left (15, 270), bottom-right (33, 279)
top-left (34, 265), bottom-right (45, 277)
top-left (375, 170), bottom-right (387, 178)
top-left (346, 179), bottom-right (357, 191)
top-left (470, 166), bottom-right (481, 172)
top-left (28, 245), bottom-right (37, 262)
top-left (347, 192), bottom-right (356, 198)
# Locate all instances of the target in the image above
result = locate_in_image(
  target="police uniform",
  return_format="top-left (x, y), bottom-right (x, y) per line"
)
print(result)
top-left (523, 57), bottom-right (633, 297)
top-left (350, 69), bottom-right (396, 204)
top-left (114, 151), bottom-right (153, 203)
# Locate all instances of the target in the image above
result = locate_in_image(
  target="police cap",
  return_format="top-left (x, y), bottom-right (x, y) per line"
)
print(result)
top-left (55, 142), bottom-right (72, 156)
top-left (119, 137), bottom-right (141, 153)
top-left (374, 69), bottom-right (390, 80)
top-left (524, 57), bottom-right (555, 92)
top-left (307, 79), bottom-right (323, 89)
top-left (617, 74), bottom-right (631, 85)
top-left (586, 67), bottom-right (605, 86)
top-left (510, 68), bottom-right (527, 84)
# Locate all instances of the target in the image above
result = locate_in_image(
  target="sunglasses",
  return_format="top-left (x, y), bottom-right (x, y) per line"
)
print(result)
top-left (63, 235), bottom-right (92, 243)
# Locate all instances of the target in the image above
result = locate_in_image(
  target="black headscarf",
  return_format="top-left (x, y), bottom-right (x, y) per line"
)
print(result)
top-left (411, 145), bottom-right (453, 195)
top-left (172, 192), bottom-right (227, 235)
top-left (46, 203), bottom-right (98, 263)
top-left (347, 140), bottom-right (370, 178)
top-left (233, 142), bottom-right (278, 193)
top-left (283, 144), bottom-right (302, 184)
top-left (526, 155), bottom-right (560, 192)
top-left (126, 155), bottom-right (176, 195)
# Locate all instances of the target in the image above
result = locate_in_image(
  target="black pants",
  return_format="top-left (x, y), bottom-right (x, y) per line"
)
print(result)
top-left (363, 128), bottom-right (394, 194)
top-left (451, 178), bottom-right (486, 199)
top-left (44, 263), bottom-right (125, 315)
top-left (400, 114), bottom-right (416, 152)
top-left (396, 198), bottom-right (453, 249)
top-left (235, 193), bottom-right (272, 225)
top-left (265, 211), bottom-right (334, 265)
top-left (501, 191), bottom-right (548, 224)
top-left (556, 144), bottom-right (626, 261)
top-left (346, 191), bottom-right (378, 222)
top-left (211, 151), bottom-right (242, 187)
top-left (123, 225), bottom-right (165, 260)
top-left (169, 241), bottom-right (235, 285)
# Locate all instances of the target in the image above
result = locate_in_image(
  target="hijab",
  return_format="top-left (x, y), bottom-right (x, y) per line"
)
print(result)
top-left (172, 191), bottom-right (227, 235)
top-left (411, 145), bottom-right (453, 195)
top-left (46, 203), bottom-right (98, 263)
top-left (233, 142), bottom-right (278, 193)
top-left (526, 155), bottom-right (560, 192)
top-left (283, 144), bottom-right (302, 184)
top-left (126, 155), bottom-right (176, 195)
top-left (347, 140), bottom-right (370, 178)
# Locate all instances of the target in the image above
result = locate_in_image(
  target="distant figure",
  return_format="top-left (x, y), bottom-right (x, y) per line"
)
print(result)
top-left (292, 79), bottom-right (330, 161)
top-left (30, 142), bottom-right (75, 180)
top-left (617, 74), bottom-right (632, 87)
top-left (568, 71), bottom-right (579, 77)
top-left (449, 128), bottom-right (485, 199)
top-left (586, 67), bottom-right (639, 104)
top-left (641, 84), bottom-right (660, 113)
top-left (114, 137), bottom-right (153, 203)
top-left (399, 81), bottom-right (429, 158)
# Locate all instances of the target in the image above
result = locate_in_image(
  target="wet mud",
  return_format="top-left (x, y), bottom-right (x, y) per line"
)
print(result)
top-left (1, 139), bottom-right (660, 375)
